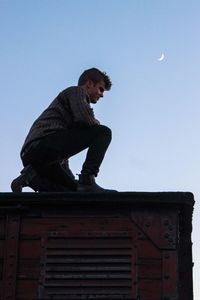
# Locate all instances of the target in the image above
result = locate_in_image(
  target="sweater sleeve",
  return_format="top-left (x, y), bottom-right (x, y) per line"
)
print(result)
top-left (66, 87), bottom-right (100, 126)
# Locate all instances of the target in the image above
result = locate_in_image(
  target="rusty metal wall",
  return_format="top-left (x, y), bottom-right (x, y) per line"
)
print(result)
top-left (0, 192), bottom-right (194, 300)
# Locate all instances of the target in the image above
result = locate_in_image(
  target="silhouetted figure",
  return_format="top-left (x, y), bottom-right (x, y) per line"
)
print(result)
top-left (11, 68), bottom-right (115, 192)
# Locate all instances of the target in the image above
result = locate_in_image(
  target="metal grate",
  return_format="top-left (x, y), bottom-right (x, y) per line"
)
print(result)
top-left (39, 234), bottom-right (134, 299)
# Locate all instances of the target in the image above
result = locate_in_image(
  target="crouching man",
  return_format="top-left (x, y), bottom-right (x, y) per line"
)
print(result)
top-left (11, 67), bottom-right (115, 192)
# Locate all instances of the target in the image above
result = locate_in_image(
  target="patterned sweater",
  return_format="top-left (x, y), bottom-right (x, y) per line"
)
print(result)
top-left (21, 86), bottom-right (100, 154)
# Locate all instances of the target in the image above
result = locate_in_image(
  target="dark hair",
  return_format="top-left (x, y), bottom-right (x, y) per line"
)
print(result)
top-left (78, 68), bottom-right (112, 90)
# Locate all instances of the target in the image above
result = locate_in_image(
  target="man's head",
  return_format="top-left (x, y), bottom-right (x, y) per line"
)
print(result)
top-left (78, 68), bottom-right (112, 103)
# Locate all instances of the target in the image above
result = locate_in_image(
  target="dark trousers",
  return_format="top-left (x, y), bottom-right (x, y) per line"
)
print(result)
top-left (21, 124), bottom-right (112, 188)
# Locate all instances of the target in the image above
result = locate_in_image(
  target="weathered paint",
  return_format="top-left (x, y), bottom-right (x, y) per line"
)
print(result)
top-left (0, 192), bottom-right (194, 300)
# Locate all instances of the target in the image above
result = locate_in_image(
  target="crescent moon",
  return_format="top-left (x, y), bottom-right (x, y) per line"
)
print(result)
top-left (158, 53), bottom-right (165, 61)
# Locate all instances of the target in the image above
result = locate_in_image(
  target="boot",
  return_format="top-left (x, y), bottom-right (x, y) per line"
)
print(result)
top-left (77, 173), bottom-right (117, 192)
top-left (11, 165), bottom-right (38, 192)
top-left (11, 165), bottom-right (73, 192)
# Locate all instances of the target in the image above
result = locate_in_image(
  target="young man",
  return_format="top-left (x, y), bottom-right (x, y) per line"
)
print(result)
top-left (11, 68), bottom-right (114, 192)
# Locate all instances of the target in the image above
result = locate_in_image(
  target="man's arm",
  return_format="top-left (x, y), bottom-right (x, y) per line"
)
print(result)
top-left (66, 87), bottom-right (100, 126)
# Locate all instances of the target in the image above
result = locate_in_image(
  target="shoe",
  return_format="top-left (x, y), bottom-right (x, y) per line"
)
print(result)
top-left (77, 173), bottom-right (117, 192)
top-left (11, 164), bottom-right (77, 193)
top-left (11, 165), bottom-right (38, 192)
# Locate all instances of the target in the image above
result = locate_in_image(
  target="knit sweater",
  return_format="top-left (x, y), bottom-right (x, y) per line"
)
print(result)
top-left (21, 86), bottom-right (100, 154)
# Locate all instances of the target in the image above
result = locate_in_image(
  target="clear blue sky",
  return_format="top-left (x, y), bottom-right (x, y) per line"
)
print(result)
top-left (0, 0), bottom-right (200, 297)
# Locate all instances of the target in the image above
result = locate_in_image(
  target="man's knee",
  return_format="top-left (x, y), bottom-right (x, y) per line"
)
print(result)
top-left (98, 125), bottom-right (112, 142)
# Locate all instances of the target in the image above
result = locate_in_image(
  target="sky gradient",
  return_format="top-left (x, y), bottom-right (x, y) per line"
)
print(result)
top-left (0, 1), bottom-right (200, 297)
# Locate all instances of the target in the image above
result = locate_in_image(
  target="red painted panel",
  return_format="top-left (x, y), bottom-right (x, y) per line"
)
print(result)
top-left (18, 259), bottom-right (40, 279)
top-left (131, 209), bottom-right (178, 249)
top-left (137, 258), bottom-right (162, 279)
top-left (16, 279), bottom-right (38, 299)
top-left (138, 279), bottom-right (162, 300)
top-left (20, 217), bottom-right (133, 236)
top-left (162, 250), bottom-right (178, 296)
top-left (137, 239), bottom-right (161, 258)
top-left (19, 240), bottom-right (41, 258)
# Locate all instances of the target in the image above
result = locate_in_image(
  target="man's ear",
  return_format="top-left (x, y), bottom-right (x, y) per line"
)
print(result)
top-left (86, 80), bottom-right (94, 88)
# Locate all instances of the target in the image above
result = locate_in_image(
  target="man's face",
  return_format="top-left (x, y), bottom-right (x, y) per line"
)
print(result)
top-left (86, 80), bottom-right (106, 104)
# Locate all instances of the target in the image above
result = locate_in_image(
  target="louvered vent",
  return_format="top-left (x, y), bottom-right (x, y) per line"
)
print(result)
top-left (39, 233), bottom-right (134, 299)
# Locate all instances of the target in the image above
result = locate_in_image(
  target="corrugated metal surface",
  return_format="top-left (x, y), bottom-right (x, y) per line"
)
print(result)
top-left (39, 234), bottom-right (133, 299)
top-left (0, 192), bottom-right (194, 300)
